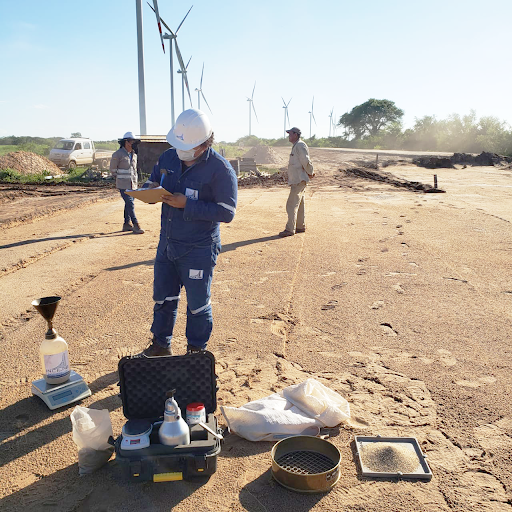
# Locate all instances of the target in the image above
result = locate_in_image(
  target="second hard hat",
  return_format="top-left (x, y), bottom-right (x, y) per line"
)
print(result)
top-left (167, 109), bottom-right (212, 150)
top-left (119, 131), bottom-right (140, 142)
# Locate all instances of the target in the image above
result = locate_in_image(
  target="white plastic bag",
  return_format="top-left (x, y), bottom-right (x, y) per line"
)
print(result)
top-left (70, 406), bottom-right (114, 475)
top-left (283, 378), bottom-right (351, 427)
top-left (221, 378), bottom-right (350, 441)
top-left (221, 393), bottom-right (321, 442)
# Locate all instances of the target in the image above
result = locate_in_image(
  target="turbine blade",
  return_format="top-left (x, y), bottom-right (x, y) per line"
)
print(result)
top-left (174, 41), bottom-right (192, 105)
top-left (200, 63), bottom-right (204, 88)
top-left (184, 75), bottom-right (192, 106)
top-left (147, 2), bottom-right (174, 35)
top-left (312, 112), bottom-right (317, 124)
top-left (186, 56), bottom-right (192, 69)
top-left (201, 91), bottom-right (213, 114)
top-left (152, 0), bottom-right (166, 52)
top-left (252, 102), bottom-right (258, 122)
top-left (174, 40), bottom-right (187, 73)
top-left (175, 5), bottom-right (193, 34)
top-left (281, 97), bottom-right (286, 107)
top-left (286, 110), bottom-right (290, 124)
top-left (252, 82), bottom-right (256, 100)
top-left (287, 98), bottom-right (292, 107)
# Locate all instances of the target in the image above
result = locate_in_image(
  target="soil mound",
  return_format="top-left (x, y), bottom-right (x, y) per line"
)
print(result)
top-left (238, 169), bottom-right (288, 188)
top-left (414, 151), bottom-right (512, 169)
top-left (451, 151), bottom-right (512, 166)
top-left (412, 156), bottom-right (455, 169)
top-left (242, 146), bottom-right (285, 165)
top-left (344, 167), bottom-right (444, 193)
top-left (0, 151), bottom-right (62, 175)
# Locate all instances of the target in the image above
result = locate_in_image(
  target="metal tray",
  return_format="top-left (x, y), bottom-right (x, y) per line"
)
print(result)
top-left (354, 436), bottom-right (432, 480)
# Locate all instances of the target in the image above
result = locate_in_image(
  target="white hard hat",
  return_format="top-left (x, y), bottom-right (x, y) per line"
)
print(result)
top-left (121, 131), bottom-right (139, 141)
top-left (167, 109), bottom-right (212, 150)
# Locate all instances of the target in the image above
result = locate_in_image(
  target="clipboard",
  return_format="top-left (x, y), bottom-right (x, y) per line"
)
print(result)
top-left (125, 187), bottom-right (166, 204)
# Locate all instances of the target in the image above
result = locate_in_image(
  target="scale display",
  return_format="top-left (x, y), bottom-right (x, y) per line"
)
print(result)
top-left (32, 371), bottom-right (91, 410)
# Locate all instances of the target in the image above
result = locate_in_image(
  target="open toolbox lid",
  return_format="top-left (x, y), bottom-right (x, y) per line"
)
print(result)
top-left (118, 352), bottom-right (217, 421)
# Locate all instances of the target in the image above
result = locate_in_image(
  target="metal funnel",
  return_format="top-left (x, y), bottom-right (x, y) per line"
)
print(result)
top-left (32, 296), bottom-right (61, 338)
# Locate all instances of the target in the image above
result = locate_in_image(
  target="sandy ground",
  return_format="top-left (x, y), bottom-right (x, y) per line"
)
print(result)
top-left (0, 147), bottom-right (511, 511)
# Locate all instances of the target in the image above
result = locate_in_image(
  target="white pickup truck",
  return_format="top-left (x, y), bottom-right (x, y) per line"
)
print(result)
top-left (49, 137), bottom-right (113, 170)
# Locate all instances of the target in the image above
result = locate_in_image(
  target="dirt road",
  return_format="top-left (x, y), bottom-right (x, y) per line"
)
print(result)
top-left (0, 148), bottom-right (511, 511)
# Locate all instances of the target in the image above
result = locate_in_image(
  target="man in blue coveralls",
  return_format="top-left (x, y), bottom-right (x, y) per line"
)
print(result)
top-left (141, 109), bottom-right (238, 357)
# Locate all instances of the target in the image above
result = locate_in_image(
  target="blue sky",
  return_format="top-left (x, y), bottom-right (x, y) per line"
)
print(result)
top-left (1, 0), bottom-right (511, 143)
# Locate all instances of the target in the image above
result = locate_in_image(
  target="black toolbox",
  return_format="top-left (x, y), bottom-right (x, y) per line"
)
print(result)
top-left (115, 351), bottom-right (221, 482)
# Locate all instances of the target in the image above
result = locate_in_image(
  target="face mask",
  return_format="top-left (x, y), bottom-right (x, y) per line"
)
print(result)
top-left (176, 148), bottom-right (198, 162)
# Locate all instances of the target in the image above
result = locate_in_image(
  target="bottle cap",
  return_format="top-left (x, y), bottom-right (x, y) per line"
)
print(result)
top-left (187, 402), bottom-right (205, 411)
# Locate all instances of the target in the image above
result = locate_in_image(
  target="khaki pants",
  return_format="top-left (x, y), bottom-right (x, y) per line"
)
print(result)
top-left (285, 181), bottom-right (307, 232)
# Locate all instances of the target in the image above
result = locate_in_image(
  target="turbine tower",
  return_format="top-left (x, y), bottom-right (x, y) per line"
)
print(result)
top-left (282, 97), bottom-right (291, 138)
top-left (135, 0), bottom-right (147, 135)
top-left (148, 2), bottom-right (193, 126)
top-left (328, 107), bottom-right (334, 138)
top-left (195, 63), bottom-right (212, 113)
top-left (308, 96), bottom-right (316, 139)
top-left (247, 82), bottom-right (258, 136)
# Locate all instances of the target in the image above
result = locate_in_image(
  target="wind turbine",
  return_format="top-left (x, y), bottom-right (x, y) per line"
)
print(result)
top-left (308, 96), bottom-right (316, 139)
top-left (332, 111), bottom-right (338, 136)
top-left (282, 97), bottom-right (291, 138)
top-left (177, 56), bottom-right (192, 111)
top-left (195, 63), bottom-right (212, 113)
top-left (247, 82), bottom-right (258, 136)
top-left (148, 2), bottom-right (193, 126)
top-left (328, 107), bottom-right (334, 137)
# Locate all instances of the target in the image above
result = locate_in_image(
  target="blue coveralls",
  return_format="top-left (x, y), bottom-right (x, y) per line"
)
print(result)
top-left (147, 147), bottom-right (238, 350)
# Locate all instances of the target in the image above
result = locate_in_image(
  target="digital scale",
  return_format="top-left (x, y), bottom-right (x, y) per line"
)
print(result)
top-left (31, 296), bottom-right (92, 410)
top-left (120, 419), bottom-right (153, 450)
top-left (32, 370), bottom-right (91, 410)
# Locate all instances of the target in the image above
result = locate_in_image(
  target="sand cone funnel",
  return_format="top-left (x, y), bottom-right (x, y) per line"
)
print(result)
top-left (32, 296), bottom-right (61, 335)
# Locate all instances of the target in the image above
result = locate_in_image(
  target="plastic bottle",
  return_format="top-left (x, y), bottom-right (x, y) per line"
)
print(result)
top-left (186, 402), bottom-right (206, 425)
top-left (40, 329), bottom-right (70, 385)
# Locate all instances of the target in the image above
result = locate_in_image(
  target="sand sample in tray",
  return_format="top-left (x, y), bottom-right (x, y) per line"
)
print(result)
top-left (360, 442), bottom-right (420, 473)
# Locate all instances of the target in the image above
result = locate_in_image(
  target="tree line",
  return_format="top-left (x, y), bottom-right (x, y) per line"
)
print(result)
top-left (4, 100), bottom-right (512, 156)
top-left (234, 99), bottom-right (512, 155)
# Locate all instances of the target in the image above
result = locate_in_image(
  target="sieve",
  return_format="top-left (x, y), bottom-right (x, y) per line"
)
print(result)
top-left (271, 435), bottom-right (341, 493)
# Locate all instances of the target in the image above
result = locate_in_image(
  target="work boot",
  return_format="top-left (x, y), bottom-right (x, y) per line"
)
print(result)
top-left (187, 344), bottom-right (205, 355)
top-left (142, 340), bottom-right (172, 357)
top-left (296, 227), bottom-right (306, 233)
top-left (278, 230), bottom-right (294, 237)
top-left (132, 223), bottom-right (145, 234)
top-left (122, 222), bottom-right (133, 232)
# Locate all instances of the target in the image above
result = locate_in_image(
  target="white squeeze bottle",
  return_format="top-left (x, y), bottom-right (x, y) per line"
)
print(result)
top-left (32, 296), bottom-right (71, 385)
top-left (40, 329), bottom-right (71, 384)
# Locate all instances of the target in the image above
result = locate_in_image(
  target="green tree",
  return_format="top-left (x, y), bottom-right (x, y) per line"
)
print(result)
top-left (236, 135), bottom-right (263, 147)
top-left (338, 99), bottom-right (404, 140)
top-left (71, 132), bottom-right (82, 138)
top-left (474, 116), bottom-right (509, 153)
top-left (403, 115), bottom-right (440, 150)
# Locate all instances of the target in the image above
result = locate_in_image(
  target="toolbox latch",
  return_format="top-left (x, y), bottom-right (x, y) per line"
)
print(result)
top-left (130, 460), bottom-right (142, 478)
top-left (194, 456), bottom-right (207, 472)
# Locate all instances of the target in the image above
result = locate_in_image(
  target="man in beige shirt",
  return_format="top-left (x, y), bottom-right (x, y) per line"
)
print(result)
top-left (110, 131), bottom-right (144, 234)
top-left (279, 127), bottom-right (314, 237)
